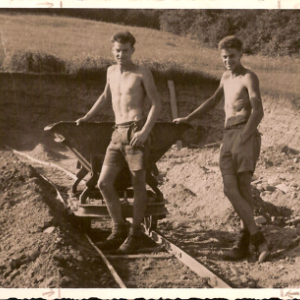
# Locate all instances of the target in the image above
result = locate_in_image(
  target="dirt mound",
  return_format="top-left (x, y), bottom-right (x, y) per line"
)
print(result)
top-left (158, 146), bottom-right (299, 230)
top-left (224, 188), bottom-right (291, 228)
top-left (28, 143), bottom-right (69, 162)
top-left (0, 151), bottom-right (117, 288)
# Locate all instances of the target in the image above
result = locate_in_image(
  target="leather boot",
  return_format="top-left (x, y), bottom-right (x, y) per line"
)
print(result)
top-left (95, 223), bottom-right (128, 251)
top-left (250, 230), bottom-right (270, 263)
top-left (223, 229), bottom-right (250, 261)
top-left (117, 226), bottom-right (142, 254)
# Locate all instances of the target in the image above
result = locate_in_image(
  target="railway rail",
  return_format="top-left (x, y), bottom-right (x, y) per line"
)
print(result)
top-left (7, 147), bottom-right (231, 289)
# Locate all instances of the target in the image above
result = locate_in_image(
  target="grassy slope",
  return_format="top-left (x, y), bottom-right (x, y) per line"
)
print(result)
top-left (0, 13), bottom-right (299, 107)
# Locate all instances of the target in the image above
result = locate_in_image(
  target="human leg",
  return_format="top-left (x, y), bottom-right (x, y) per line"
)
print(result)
top-left (117, 169), bottom-right (147, 254)
top-left (237, 171), bottom-right (254, 230)
top-left (96, 164), bottom-right (128, 250)
top-left (131, 169), bottom-right (147, 228)
top-left (222, 174), bottom-right (269, 262)
top-left (98, 164), bottom-right (124, 224)
top-left (223, 172), bottom-right (254, 260)
top-left (223, 174), bottom-right (258, 234)
top-left (222, 174), bottom-right (255, 260)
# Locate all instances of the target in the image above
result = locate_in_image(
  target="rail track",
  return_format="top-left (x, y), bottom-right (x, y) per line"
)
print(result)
top-left (8, 147), bottom-right (231, 289)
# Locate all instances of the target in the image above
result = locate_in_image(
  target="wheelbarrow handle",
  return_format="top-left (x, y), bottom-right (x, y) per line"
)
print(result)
top-left (53, 133), bottom-right (92, 172)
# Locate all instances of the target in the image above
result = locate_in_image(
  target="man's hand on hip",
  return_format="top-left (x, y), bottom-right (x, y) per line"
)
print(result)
top-left (130, 131), bottom-right (148, 147)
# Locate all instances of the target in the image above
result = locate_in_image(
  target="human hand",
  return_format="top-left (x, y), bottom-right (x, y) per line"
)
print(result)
top-left (130, 130), bottom-right (148, 147)
top-left (75, 117), bottom-right (88, 126)
top-left (173, 117), bottom-right (189, 124)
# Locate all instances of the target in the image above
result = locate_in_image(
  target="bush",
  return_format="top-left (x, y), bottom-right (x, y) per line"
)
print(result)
top-left (160, 10), bottom-right (300, 57)
top-left (1, 9), bottom-right (161, 30)
top-left (159, 10), bottom-right (196, 35)
top-left (2, 50), bottom-right (66, 73)
top-left (66, 54), bottom-right (114, 80)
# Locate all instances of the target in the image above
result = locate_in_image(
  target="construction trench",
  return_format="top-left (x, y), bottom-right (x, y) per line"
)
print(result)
top-left (1, 70), bottom-right (300, 290)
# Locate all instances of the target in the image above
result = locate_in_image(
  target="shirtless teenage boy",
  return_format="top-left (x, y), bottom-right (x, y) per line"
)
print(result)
top-left (174, 36), bottom-right (270, 263)
top-left (76, 31), bottom-right (161, 254)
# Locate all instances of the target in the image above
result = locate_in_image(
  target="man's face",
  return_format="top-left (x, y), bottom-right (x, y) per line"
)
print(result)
top-left (112, 42), bottom-right (134, 65)
top-left (220, 48), bottom-right (243, 71)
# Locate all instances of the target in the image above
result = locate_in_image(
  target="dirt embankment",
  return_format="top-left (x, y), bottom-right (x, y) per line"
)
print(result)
top-left (1, 71), bottom-right (300, 289)
top-left (1, 71), bottom-right (299, 152)
top-left (0, 71), bottom-right (223, 150)
top-left (0, 150), bottom-right (117, 288)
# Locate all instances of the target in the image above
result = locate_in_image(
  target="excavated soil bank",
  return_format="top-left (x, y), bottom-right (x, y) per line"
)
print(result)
top-left (0, 150), bottom-right (117, 288)
top-left (1, 71), bottom-right (300, 289)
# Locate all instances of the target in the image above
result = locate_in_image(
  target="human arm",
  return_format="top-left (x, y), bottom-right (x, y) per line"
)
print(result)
top-left (240, 72), bottom-right (264, 144)
top-left (130, 68), bottom-right (161, 147)
top-left (76, 69), bottom-right (112, 125)
top-left (173, 77), bottom-right (224, 124)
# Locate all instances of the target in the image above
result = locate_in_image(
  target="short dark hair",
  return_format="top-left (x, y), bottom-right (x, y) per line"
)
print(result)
top-left (218, 36), bottom-right (243, 52)
top-left (110, 31), bottom-right (136, 47)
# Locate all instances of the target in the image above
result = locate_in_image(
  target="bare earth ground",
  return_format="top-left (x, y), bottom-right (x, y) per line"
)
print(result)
top-left (0, 150), bottom-right (118, 289)
top-left (1, 75), bottom-right (300, 291)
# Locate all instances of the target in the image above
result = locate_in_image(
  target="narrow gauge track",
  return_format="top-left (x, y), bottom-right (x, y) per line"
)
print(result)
top-left (8, 147), bottom-right (231, 289)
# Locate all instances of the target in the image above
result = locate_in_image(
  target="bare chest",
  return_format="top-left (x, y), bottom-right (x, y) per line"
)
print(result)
top-left (224, 77), bottom-right (250, 106)
top-left (110, 72), bottom-right (143, 96)
top-left (224, 78), bottom-right (248, 100)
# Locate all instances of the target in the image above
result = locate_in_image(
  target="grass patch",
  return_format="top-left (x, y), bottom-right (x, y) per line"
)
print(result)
top-left (0, 13), bottom-right (299, 108)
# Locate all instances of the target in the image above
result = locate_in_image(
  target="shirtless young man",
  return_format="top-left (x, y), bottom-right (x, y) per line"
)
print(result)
top-left (76, 31), bottom-right (161, 254)
top-left (174, 36), bottom-right (270, 263)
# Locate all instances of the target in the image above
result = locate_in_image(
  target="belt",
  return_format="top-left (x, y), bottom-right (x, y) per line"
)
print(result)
top-left (114, 118), bottom-right (146, 129)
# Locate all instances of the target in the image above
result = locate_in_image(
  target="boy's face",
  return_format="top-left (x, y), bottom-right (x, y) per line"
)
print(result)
top-left (220, 48), bottom-right (243, 71)
top-left (112, 41), bottom-right (134, 66)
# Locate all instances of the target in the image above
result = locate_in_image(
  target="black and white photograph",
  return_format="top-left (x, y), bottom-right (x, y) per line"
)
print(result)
top-left (0, 1), bottom-right (300, 298)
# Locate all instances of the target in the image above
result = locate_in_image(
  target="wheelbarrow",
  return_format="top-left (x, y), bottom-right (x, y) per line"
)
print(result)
top-left (44, 121), bottom-right (192, 231)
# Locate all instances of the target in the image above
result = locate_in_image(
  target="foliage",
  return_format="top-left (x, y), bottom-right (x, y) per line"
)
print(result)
top-left (2, 50), bottom-right (66, 73)
top-left (159, 10), bottom-right (300, 57)
top-left (1, 8), bottom-right (161, 30)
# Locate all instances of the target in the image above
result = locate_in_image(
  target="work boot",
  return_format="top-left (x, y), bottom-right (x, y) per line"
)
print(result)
top-left (95, 224), bottom-right (127, 251)
top-left (223, 229), bottom-right (250, 261)
top-left (250, 230), bottom-right (270, 263)
top-left (116, 226), bottom-right (141, 254)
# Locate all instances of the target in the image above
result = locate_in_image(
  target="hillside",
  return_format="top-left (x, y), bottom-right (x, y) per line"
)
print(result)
top-left (2, 9), bottom-right (299, 57)
top-left (0, 13), bottom-right (299, 106)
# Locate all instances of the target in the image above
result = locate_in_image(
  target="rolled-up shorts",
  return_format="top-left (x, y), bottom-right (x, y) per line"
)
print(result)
top-left (219, 123), bottom-right (261, 176)
top-left (103, 118), bottom-right (151, 171)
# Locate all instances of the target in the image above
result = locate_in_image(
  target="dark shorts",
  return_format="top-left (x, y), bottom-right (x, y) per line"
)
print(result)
top-left (219, 123), bottom-right (261, 176)
top-left (103, 118), bottom-right (151, 171)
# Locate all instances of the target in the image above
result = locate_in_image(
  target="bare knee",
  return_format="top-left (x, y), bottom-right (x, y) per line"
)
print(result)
top-left (223, 176), bottom-right (239, 199)
top-left (224, 184), bottom-right (238, 199)
top-left (98, 179), bottom-right (114, 193)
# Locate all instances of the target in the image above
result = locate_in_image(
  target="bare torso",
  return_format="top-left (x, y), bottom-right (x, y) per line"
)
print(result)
top-left (108, 64), bottom-right (147, 124)
top-left (223, 68), bottom-right (252, 127)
